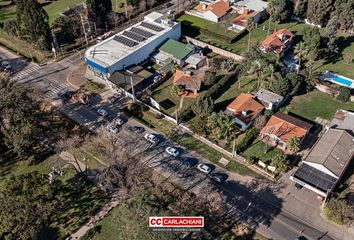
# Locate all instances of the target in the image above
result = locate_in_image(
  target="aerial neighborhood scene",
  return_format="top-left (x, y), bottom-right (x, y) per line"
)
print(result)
top-left (1, 0), bottom-right (354, 239)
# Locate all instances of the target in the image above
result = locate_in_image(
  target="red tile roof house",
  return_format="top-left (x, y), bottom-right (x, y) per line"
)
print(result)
top-left (187, 0), bottom-right (233, 23)
top-left (231, 9), bottom-right (260, 32)
top-left (259, 28), bottom-right (294, 55)
top-left (259, 112), bottom-right (313, 152)
top-left (173, 69), bottom-right (204, 95)
top-left (225, 93), bottom-right (264, 131)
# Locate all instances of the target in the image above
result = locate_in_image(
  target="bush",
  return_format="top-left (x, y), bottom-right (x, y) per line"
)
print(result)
top-left (3, 19), bottom-right (18, 36)
top-left (336, 87), bottom-right (351, 102)
top-left (83, 79), bottom-right (105, 93)
top-left (235, 128), bottom-right (259, 153)
top-left (127, 102), bottom-right (147, 118)
top-left (248, 156), bottom-right (258, 164)
top-left (324, 197), bottom-right (354, 225)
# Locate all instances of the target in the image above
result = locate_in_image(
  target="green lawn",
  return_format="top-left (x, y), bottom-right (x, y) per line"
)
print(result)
top-left (285, 91), bottom-right (354, 121)
top-left (214, 76), bottom-right (257, 111)
top-left (242, 140), bottom-right (283, 163)
top-left (151, 77), bottom-right (196, 116)
top-left (178, 13), bottom-right (239, 39)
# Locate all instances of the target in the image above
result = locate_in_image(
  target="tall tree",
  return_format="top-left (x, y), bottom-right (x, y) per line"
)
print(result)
top-left (191, 95), bottom-right (214, 118)
top-left (16, 0), bottom-right (51, 50)
top-left (268, 0), bottom-right (293, 23)
top-left (269, 72), bottom-right (291, 96)
top-left (302, 27), bottom-right (321, 60)
top-left (0, 172), bottom-right (63, 240)
top-left (306, 0), bottom-right (335, 27)
top-left (87, 0), bottom-right (113, 29)
top-left (294, 41), bottom-right (309, 74)
top-left (0, 77), bottom-right (42, 158)
top-left (324, 16), bottom-right (340, 55)
top-left (333, 0), bottom-right (354, 34)
top-left (293, 0), bottom-right (308, 19)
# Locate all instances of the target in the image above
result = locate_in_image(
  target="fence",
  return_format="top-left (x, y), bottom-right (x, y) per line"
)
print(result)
top-left (185, 36), bottom-right (244, 61)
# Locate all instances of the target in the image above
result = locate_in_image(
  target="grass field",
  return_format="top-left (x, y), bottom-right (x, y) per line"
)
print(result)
top-left (178, 14), bottom-right (239, 39)
top-left (285, 91), bottom-right (354, 121)
top-left (242, 140), bottom-right (283, 163)
top-left (151, 77), bottom-right (196, 116)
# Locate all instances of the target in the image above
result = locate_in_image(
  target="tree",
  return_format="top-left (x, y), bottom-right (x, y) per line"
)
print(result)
top-left (302, 27), bottom-right (321, 60)
top-left (269, 72), bottom-right (291, 96)
top-left (52, 15), bottom-right (82, 44)
top-left (171, 85), bottom-right (184, 96)
top-left (0, 172), bottom-right (63, 240)
top-left (286, 72), bottom-right (303, 96)
top-left (207, 112), bottom-right (237, 141)
top-left (16, 0), bottom-right (51, 49)
top-left (324, 197), bottom-right (354, 226)
top-left (87, 0), bottom-right (113, 29)
top-left (287, 137), bottom-right (301, 152)
top-left (245, 17), bottom-right (255, 52)
top-left (268, 0), bottom-right (293, 23)
top-left (306, 0), bottom-right (334, 27)
top-left (324, 16), bottom-right (340, 55)
top-left (293, 0), bottom-right (308, 19)
top-left (294, 41), bottom-right (309, 74)
top-left (191, 95), bottom-right (214, 118)
top-left (333, 0), bottom-right (354, 34)
top-left (204, 71), bottom-right (217, 86)
top-left (337, 87), bottom-right (351, 102)
top-left (0, 76), bottom-right (42, 158)
top-left (271, 153), bottom-right (289, 172)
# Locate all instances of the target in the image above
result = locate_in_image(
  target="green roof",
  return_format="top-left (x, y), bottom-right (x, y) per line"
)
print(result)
top-left (158, 39), bottom-right (194, 61)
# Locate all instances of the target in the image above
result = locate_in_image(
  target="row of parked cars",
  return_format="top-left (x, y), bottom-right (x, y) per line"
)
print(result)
top-left (143, 133), bottom-right (228, 183)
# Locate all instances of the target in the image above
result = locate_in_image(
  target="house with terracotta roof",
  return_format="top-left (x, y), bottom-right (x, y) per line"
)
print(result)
top-left (259, 29), bottom-right (294, 55)
top-left (187, 0), bottom-right (232, 23)
top-left (230, 0), bottom-right (268, 32)
top-left (259, 112), bottom-right (313, 152)
top-left (225, 93), bottom-right (264, 131)
top-left (173, 69), bottom-right (205, 94)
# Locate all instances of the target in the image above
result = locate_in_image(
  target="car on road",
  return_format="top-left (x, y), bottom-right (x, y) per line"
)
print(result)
top-left (197, 163), bottom-right (213, 174)
top-left (167, 9), bottom-right (175, 15)
top-left (97, 108), bottom-right (109, 117)
top-left (294, 183), bottom-right (303, 190)
top-left (128, 126), bottom-right (145, 133)
top-left (165, 146), bottom-right (180, 157)
top-left (144, 133), bottom-right (159, 144)
top-left (109, 125), bottom-right (120, 134)
top-left (181, 158), bottom-right (198, 167)
top-left (164, 2), bottom-right (173, 8)
top-left (108, 93), bottom-right (121, 103)
top-left (114, 116), bottom-right (124, 125)
top-left (208, 172), bottom-right (228, 183)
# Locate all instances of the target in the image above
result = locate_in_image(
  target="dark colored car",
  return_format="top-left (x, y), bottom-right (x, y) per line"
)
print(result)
top-left (208, 173), bottom-right (228, 183)
top-left (294, 183), bottom-right (303, 190)
top-left (108, 93), bottom-right (121, 103)
top-left (129, 126), bottom-right (145, 133)
top-left (181, 158), bottom-right (198, 167)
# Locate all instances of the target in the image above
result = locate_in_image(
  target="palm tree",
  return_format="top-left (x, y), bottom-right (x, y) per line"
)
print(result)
top-left (287, 137), bottom-right (301, 153)
top-left (248, 59), bottom-right (264, 89)
top-left (220, 115), bottom-right (237, 141)
top-left (294, 41), bottom-right (309, 75)
top-left (246, 17), bottom-right (256, 52)
top-left (171, 85), bottom-right (184, 96)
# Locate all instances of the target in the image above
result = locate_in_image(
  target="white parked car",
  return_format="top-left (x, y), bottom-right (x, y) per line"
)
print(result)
top-left (114, 116), bottom-right (124, 125)
top-left (144, 133), bottom-right (159, 144)
top-left (165, 146), bottom-right (180, 157)
top-left (109, 125), bottom-right (119, 134)
top-left (197, 163), bottom-right (212, 174)
top-left (97, 108), bottom-right (109, 117)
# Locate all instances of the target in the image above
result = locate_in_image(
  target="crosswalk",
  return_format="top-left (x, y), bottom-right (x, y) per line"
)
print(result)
top-left (11, 65), bottom-right (42, 81)
top-left (45, 83), bottom-right (72, 99)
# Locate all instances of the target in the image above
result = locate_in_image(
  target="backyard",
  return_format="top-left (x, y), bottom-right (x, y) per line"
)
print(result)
top-left (242, 140), bottom-right (283, 163)
top-left (151, 77), bottom-right (196, 116)
top-left (284, 91), bottom-right (354, 121)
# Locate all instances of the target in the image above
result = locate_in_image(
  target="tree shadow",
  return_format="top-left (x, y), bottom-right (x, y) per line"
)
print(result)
top-left (322, 35), bottom-right (354, 65)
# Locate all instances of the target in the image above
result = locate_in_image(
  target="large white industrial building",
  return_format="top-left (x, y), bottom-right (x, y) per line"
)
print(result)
top-left (84, 12), bottom-right (181, 80)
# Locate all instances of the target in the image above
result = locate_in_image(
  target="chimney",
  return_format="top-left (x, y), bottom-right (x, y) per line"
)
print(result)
top-left (202, 4), bottom-right (206, 10)
top-left (242, 110), bottom-right (249, 116)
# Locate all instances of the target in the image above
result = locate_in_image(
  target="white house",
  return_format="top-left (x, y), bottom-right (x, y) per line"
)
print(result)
top-left (186, 0), bottom-right (232, 23)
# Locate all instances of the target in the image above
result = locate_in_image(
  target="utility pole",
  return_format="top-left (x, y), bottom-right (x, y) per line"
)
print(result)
top-left (232, 139), bottom-right (236, 157)
top-left (130, 75), bottom-right (135, 101)
top-left (175, 107), bottom-right (178, 125)
top-left (51, 42), bottom-right (57, 59)
top-left (51, 29), bottom-right (59, 57)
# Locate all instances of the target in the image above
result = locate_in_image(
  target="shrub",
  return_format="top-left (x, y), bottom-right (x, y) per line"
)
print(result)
top-left (248, 156), bottom-right (258, 164)
top-left (127, 102), bottom-right (146, 117)
top-left (324, 197), bottom-right (354, 226)
top-left (336, 87), bottom-right (351, 102)
top-left (3, 19), bottom-right (18, 36)
top-left (271, 153), bottom-right (289, 172)
top-left (83, 79), bottom-right (105, 93)
top-left (235, 128), bottom-right (259, 153)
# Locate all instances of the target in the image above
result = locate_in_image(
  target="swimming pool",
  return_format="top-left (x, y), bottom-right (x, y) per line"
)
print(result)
top-left (321, 72), bottom-right (354, 88)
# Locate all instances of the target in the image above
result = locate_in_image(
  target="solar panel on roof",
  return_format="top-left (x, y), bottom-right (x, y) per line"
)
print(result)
top-left (122, 31), bottom-right (146, 42)
top-left (140, 22), bottom-right (164, 32)
top-left (113, 35), bottom-right (138, 47)
top-left (131, 27), bottom-right (154, 38)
